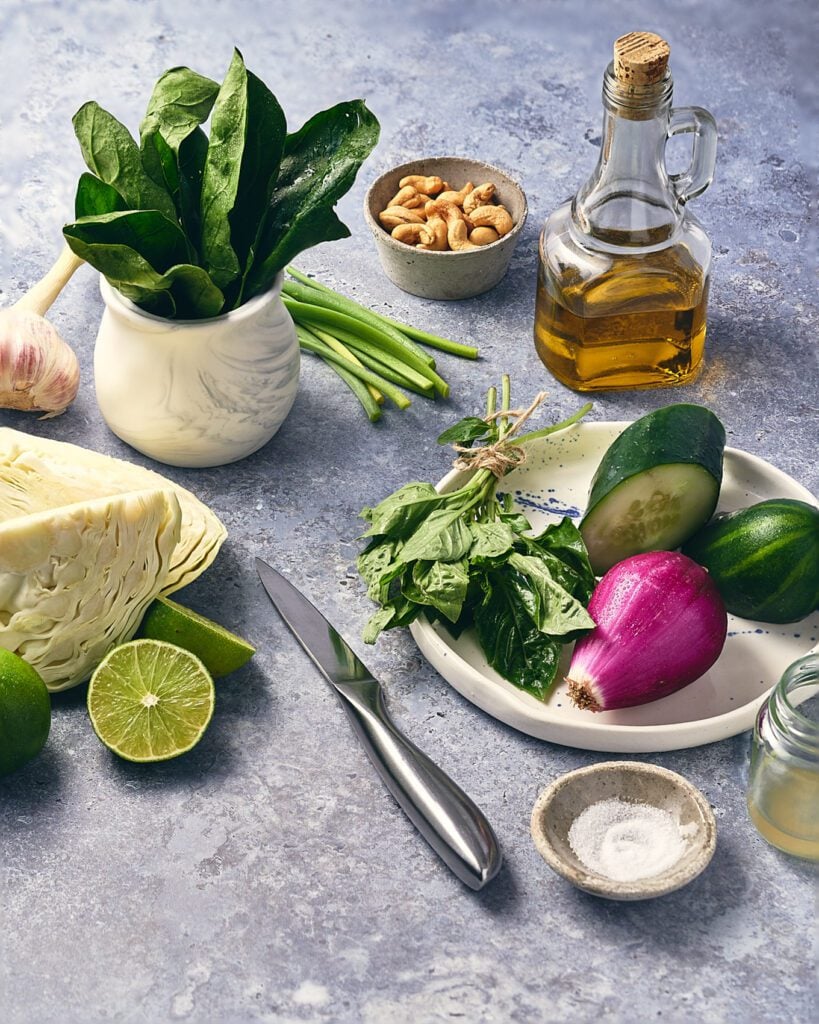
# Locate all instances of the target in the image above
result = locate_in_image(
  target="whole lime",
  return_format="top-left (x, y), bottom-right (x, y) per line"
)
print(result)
top-left (0, 648), bottom-right (51, 777)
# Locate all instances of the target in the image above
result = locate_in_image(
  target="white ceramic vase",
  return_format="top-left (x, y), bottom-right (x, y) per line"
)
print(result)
top-left (94, 274), bottom-right (300, 468)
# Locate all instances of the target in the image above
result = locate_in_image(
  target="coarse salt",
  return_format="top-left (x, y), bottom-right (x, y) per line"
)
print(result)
top-left (567, 798), bottom-right (697, 883)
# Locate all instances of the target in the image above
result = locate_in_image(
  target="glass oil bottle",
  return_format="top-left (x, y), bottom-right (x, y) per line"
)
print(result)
top-left (534, 32), bottom-right (718, 391)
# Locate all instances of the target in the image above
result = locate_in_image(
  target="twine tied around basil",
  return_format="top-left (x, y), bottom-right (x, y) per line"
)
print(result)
top-left (450, 391), bottom-right (549, 477)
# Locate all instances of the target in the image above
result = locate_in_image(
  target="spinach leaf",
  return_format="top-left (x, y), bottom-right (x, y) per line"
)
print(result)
top-left (243, 99), bottom-right (380, 299)
top-left (72, 101), bottom-right (177, 220)
top-left (64, 210), bottom-right (192, 271)
top-left (60, 225), bottom-right (223, 318)
top-left (473, 571), bottom-right (562, 699)
top-left (74, 173), bottom-right (127, 218)
top-left (199, 50), bottom-right (287, 292)
top-left (139, 67), bottom-right (219, 248)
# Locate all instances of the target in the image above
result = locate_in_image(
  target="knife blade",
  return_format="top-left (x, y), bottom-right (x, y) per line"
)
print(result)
top-left (256, 558), bottom-right (502, 890)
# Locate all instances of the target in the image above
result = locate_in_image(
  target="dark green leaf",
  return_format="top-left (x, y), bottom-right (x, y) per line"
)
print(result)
top-left (507, 552), bottom-right (595, 638)
top-left (357, 539), bottom-right (406, 602)
top-left (399, 507), bottom-right (473, 563)
top-left (72, 101), bottom-right (177, 219)
top-left (74, 173), bottom-right (127, 218)
top-left (200, 50), bottom-right (286, 293)
top-left (525, 517), bottom-right (595, 602)
top-left (499, 510), bottom-right (534, 535)
top-left (61, 225), bottom-right (223, 318)
top-left (139, 67), bottom-right (219, 248)
top-left (436, 417), bottom-right (492, 446)
top-left (402, 559), bottom-right (469, 623)
top-left (473, 571), bottom-right (562, 699)
top-left (63, 210), bottom-right (191, 272)
top-left (144, 130), bottom-right (180, 197)
top-left (244, 99), bottom-right (380, 298)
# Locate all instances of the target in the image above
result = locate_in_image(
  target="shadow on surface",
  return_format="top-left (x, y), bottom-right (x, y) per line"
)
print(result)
top-left (0, 743), bottom-right (65, 814)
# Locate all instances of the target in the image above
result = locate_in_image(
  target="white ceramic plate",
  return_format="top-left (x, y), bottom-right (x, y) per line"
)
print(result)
top-left (410, 422), bottom-right (819, 753)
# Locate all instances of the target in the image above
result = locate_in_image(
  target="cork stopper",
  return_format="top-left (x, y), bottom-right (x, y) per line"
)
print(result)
top-left (613, 31), bottom-right (670, 86)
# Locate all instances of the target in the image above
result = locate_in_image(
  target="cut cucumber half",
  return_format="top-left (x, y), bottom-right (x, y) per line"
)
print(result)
top-left (581, 405), bottom-right (726, 574)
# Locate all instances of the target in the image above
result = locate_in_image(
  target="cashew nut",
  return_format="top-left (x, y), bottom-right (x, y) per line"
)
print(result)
top-left (463, 182), bottom-right (496, 215)
top-left (391, 223), bottom-right (430, 245)
top-left (379, 206), bottom-right (426, 228)
top-left (436, 182), bottom-right (474, 207)
top-left (468, 204), bottom-right (514, 236)
top-left (417, 216), bottom-right (448, 250)
top-left (469, 226), bottom-right (500, 246)
top-left (398, 174), bottom-right (445, 195)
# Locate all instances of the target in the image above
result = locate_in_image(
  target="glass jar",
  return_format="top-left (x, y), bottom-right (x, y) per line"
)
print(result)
top-left (747, 654), bottom-right (819, 860)
top-left (534, 33), bottom-right (718, 391)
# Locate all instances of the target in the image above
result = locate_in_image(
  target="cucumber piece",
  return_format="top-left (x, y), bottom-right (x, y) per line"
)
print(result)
top-left (581, 404), bottom-right (725, 574)
top-left (683, 498), bottom-right (819, 623)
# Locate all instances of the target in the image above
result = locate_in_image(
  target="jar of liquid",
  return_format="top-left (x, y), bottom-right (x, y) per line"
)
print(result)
top-left (534, 32), bottom-right (718, 391)
top-left (747, 654), bottom-right (819, 860)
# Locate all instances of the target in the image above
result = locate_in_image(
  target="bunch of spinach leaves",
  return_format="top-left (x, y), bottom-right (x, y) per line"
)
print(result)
top-left (62, 50), bottom-right (379, 319)
top-left (357, 382), bottom-right (596, 699)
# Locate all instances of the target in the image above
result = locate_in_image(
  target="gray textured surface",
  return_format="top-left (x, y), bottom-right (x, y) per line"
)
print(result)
top-left (1, 1), bottom-right (817, 1022)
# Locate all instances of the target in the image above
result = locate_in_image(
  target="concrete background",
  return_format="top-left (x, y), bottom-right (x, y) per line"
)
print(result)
top-left (0, 1), bottom-right (816, 1021)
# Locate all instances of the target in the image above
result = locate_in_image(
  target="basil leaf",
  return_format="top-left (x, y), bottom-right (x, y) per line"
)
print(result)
top-left (526, 517), bottom-right (595, 602)
top-left (72, 101), bottom-right (176, 219)
top-left (361, 482), bottom-right (446, 539)
top-left (399, 507), bottom-right (473, 564)
top-left (499, 510), bottom-right (534, 535)
top-left (436, 417), bottom-right (492, 446)
top-left (473, 572), bottom-right (561, 699)
top-left (357, 539), bottom-right (406, 602)
top-left (74, 173), bottom-right (127, 218)
top-left (63, 210), bottom-right (192, 272)
top-left (200, 50), bottom-right (286, 291)
top-left (507, 552), bottom-right (595, 638)
top-left (362, 595), bottom-right (419, 644)
top-left (403, 559), bottom-right (469, 623)
top-left (469, 521), bottom-right (516, 560)
top-left (244, 99), bottom-right (379, 299)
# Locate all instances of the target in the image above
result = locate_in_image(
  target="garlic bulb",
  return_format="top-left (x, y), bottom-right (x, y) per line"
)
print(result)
top-left (0, 309), bottom-right (80, 417)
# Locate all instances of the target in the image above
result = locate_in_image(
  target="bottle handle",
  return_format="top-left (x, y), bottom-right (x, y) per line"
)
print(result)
top-left (667, 106), bottom-right (718, 204)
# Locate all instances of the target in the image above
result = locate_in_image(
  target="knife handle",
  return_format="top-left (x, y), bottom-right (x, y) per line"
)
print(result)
top-left (333, 679), bottom-right (502, 890)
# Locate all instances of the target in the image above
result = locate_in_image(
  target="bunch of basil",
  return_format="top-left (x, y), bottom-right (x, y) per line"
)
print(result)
top-left (62, 50), bottom-right (379, 319)
top-left (358, 390), bottom-right (597, 699)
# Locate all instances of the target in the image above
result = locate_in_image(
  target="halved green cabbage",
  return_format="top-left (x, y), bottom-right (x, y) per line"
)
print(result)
top-left (0, 489), bottom-right (181, 690)
top-left (0, 428), bottom-right (226, 594)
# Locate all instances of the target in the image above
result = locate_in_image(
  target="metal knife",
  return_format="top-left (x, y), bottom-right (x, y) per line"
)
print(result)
top-left (256, 558), bottom-right (502, 890)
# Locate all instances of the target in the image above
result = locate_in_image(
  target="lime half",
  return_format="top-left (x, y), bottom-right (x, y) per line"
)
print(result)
top-left (137, 597), bottom-right (255, 678)
top-left (0, 649), bottom-right (51, 777)
top-left (88, 640), bottom-right (215, 763)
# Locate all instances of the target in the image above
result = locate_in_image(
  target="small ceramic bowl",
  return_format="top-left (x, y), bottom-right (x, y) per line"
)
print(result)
top-left (363, 156), bottom-right (528, 300)
top-left (530, 761), bottom-right (717, 901)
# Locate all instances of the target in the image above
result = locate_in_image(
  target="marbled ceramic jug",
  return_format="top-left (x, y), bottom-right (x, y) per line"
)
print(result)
top-left (94, 274), bottom-right (300, 468)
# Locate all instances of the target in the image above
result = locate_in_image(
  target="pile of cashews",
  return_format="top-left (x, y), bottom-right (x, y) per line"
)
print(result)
top-left (378, 175), bottom-right (515, 251)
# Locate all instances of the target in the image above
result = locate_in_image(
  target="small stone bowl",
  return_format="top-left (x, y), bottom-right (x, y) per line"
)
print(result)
top-left (530, 762), bottom-right (717, 901)
top-left (363, 156), bottom-right (528, 300)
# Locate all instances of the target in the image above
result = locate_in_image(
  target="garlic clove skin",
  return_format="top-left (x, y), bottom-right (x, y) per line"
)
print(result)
top-left (0, 309), bottom-right (80, 417)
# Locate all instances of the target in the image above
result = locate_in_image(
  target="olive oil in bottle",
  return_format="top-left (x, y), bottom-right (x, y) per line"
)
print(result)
top-left (534, 32), bottom-right (717, 392)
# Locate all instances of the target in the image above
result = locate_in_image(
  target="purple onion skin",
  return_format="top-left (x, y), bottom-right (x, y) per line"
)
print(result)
top-left (567, 551), bottom-right (728, 712)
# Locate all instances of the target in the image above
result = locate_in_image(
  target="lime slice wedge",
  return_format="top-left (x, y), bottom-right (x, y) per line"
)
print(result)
top-left (137, 597), bottom-right (255, 678)
top-left (88, 640), bottom-right (215, 762)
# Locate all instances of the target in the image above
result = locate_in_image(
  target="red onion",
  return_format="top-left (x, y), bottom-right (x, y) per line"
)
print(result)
top-left (567, 551), bottom-right (727, 712)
